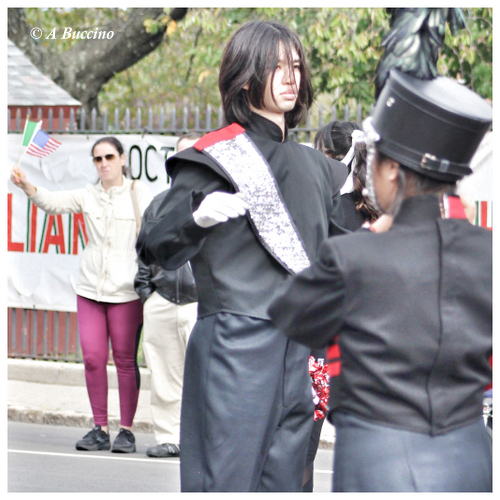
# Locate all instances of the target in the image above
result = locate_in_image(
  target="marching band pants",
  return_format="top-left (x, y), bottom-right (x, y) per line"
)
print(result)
top-left (332, 411), bottom-right (492, 492)
top-left (180, 313), bottom-right (314, 492)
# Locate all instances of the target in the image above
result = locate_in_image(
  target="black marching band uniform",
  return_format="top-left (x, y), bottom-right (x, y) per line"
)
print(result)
top-left (137, 112), bottom-right (347, 491)
top-left (269, 70), bottom-right (493, 491)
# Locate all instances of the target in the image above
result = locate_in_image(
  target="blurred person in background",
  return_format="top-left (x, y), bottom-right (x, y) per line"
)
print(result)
top-left (134, 133), bottom-right (200, 458)
top-left (315, 120), bottom-right (380, 230)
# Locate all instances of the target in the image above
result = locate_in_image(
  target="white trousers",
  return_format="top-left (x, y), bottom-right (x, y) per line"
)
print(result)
top-left (142, 291), bottom-right (197, 445)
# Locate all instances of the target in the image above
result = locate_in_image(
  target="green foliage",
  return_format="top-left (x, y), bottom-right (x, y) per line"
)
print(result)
top-left (288, 8), bottom-right (389, 113)
top-left (439, 8), bottom-right (492, 100)
top-left (100, 8), bottom-right (232, 111)
top-left (21, 7), bottom-right (493, 118)
top-left (98, 7), bottom-right (390, 116)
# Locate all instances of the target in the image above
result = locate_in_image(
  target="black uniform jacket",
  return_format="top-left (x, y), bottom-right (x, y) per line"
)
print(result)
top-left (136, 113), bottom-right (348, 320)
top-left (341, 192), bottom-right (369, 230)
top-left (268, 194), bottom-right (492, 435)
top-left (134, 191), bottom-right (198, 306)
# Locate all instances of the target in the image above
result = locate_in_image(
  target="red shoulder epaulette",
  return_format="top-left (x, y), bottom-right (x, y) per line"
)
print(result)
top-left (194, 123), bottom-right (245, 151)
top-left (445, 195), bottom-right (467, 220)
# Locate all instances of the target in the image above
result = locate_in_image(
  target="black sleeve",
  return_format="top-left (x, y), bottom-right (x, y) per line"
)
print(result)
top-left (133, 196), bottom-right (158, 302)
top-left (268, 238), bottom-right (347, 349)
top-left (329, 190), bottom-right (350, 237)
top-left (327, 158), bottom-right (350, 237)
top-left (134, 257), bottom-right (155, 303)
top-left (136, 160), bottom-right (232, 271)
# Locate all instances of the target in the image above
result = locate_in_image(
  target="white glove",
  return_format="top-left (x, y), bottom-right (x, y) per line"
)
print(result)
top-left (193, 191), bottom-right (249, 228)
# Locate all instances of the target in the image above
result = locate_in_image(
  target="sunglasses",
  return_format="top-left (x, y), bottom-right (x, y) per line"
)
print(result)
top-left (93, 154), bottom-right (117, 164)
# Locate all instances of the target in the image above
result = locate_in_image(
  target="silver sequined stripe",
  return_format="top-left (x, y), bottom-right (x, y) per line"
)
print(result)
top-left (204, 133), bottom-right (311, 275)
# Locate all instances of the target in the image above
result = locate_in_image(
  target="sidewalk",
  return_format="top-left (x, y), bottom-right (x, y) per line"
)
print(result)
top-left (7, 358), bottom-right (335, 448)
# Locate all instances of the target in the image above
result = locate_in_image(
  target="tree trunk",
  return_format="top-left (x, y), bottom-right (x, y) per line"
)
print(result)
top-left (8, 8), bottom-right (188, 118)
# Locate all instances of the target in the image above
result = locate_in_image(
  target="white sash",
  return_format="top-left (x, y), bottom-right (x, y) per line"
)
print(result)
top-left (202, 132), bottom-right (311, 275)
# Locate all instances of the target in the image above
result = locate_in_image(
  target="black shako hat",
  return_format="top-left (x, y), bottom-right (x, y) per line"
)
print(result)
top-left (370, 69), bottom-right (492, 181)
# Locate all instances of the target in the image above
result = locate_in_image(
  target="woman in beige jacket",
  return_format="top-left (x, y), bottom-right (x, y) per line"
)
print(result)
top-left (11, 136), bottom-right (153, 453)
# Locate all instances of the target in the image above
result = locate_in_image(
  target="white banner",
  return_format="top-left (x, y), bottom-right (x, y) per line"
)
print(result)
top-left (457, 131), bottom-right (493, 202)
top-left (7, 133), bottom-right (178, 312)
top-left (6, 131), bottom-right (493, 313)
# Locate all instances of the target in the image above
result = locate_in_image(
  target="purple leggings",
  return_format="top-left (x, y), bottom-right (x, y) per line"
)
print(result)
top-left (77, 295), bottom-right (143, 428)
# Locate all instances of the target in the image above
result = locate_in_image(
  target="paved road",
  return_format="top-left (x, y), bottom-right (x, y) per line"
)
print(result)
top-left (8, 421), bottom-right (334, 492)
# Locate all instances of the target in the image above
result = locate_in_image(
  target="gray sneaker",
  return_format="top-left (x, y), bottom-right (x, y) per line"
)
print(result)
top-left (146, 443), bottom-right (180, 457)
top-left (75, 425), bottom-right (110, 451)
top-left (111, 428), bottom-right (136, 453)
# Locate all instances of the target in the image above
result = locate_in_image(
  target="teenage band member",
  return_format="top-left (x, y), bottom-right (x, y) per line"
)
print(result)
top-left (269, 69), bottom-right (493, 492)
top-left (137, 20), bottom-right (347, 492)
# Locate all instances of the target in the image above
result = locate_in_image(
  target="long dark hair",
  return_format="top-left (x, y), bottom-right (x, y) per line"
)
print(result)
top-left (351, 150), bottom-right (379, 223)
top-left (314, 121), bottom-right (357, 161)
top-left (315, 121), bottom-right (380, 222)
top-left (219, 21), bottom-right (313, 129)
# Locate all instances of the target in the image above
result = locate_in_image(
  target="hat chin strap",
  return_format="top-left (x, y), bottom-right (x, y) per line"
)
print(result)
top-left (418, 152), bottom-right (471, 178)
top-left (362, 144), bottom-right (382, 213)
top-left (360, 118), bottom-right (382, 212)
top-left (377, 139), bottom-right (471, 181)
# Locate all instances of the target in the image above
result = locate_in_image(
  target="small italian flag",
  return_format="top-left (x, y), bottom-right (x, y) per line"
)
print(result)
top-left (18, 119), bottom-right (61, 163)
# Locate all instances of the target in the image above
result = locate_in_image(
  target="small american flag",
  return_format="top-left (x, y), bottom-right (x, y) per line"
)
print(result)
top-left (27, 129), bottom-right (61, 158)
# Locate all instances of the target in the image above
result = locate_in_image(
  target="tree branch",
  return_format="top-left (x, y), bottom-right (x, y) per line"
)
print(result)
top-left (8, 7), bottom-right (189, 114)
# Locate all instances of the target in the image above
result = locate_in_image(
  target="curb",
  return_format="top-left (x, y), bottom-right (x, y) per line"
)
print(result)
top-left (7, 405), bottom-right (333, 447)
top-left (7, 358), bottom-right (154, 433)
top-left (7, 407), bottom-right (154, 433)
top-left (8, 358), bottom-right (335, 447)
